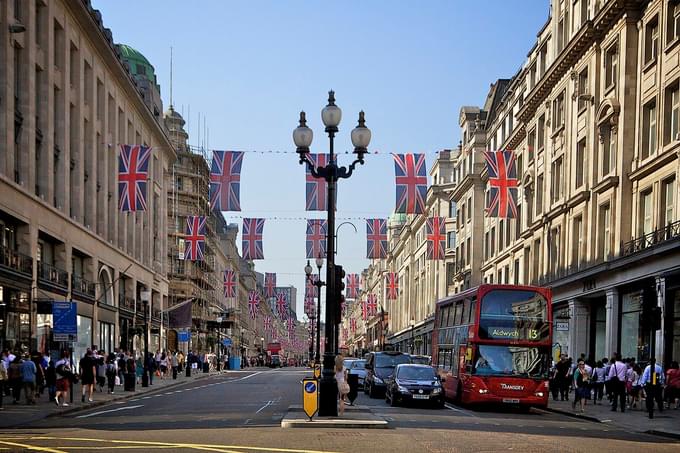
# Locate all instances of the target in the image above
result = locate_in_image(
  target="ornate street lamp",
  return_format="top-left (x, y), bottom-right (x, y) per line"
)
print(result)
top-left (294, 94), bottom-right (371, 416)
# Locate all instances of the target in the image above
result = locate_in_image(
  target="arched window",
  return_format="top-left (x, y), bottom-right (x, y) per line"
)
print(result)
top-left (98, 267), bottom-right (114, 306)
top-left (596, 99), bottom-right (620, 178)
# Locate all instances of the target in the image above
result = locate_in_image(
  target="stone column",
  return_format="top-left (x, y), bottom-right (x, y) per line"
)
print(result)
top-left (604, 288), bottom-right (619, 359)
top-left (568, 298), bottom-right (590, 359)
top-left (655, 276), bottom-right (665, 364)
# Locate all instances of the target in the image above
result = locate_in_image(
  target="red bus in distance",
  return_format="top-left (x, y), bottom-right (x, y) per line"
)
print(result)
top-left (432, 284), bottom-right (552, 409)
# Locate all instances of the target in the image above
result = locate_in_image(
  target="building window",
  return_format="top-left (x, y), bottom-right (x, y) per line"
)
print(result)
top-left (533, 238), bottom-right (541, 282)
top-left (661, 177), bottom-right (675, 227)
top-left (536, 174), bottom-right (544, 215)
top-left (557, 16), bottom-right (565, 53)
top-left (575, 139), bottom-right (586, 188)
top-left (466, 237), bottom-right (471, 264)
top-left (553, 91), bottom-right (565, 130)
top-left (665, 83), bottom-right (680, 144)
top-left (539, 44), bottom-right (548, 78)
top-left (577, 67), bottom-right (589, 111)
top-left (537, 115), bottom-right (545, 152)
top-left (499, 220), bottom-right (505, 251)
top-left (572, 215), bottom-right (583, 267)
top-left (549, 226), bottom-right (561, 275)
top-left (484, 231), bottom-right (489, 260)
top-left (514, 258), bottom-right (520, 285)
top-left (467, 197), bottom-right (471, 221)
top-left (551, 156), bottom-right (563, 202)
top-left (640, 190), bottom-right (654, 237)
top-left (515, 203), bottom-right (522, 238)
top-left (600, 125), bottom-right (616, 177)
top-left (580, 0), bottom-right (590, 27)
top-left (527, 128), bottom-right (536, 161)
top-left (645, 17), bottom-right (659, 64)
top-left (642, 99), bottom-right (657, 159)
top-left (604, 43), bottom-right (618, 91)
top-left (620, 292), bottom-right (648, 364)
top-left (449, 201), bottom-right (457, 218)
top-left (529, 63), bottom-right (537, 89)
top-left (598, 203), bottom-right (611, 259)
top-left (667, 1), bottom-right (680, 45)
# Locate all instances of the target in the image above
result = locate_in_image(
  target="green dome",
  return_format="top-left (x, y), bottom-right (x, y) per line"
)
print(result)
top-left (117, 44), bottom-right (158, 87)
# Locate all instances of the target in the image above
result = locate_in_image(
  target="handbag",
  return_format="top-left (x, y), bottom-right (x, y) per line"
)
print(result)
top-left (340, 382), bottom-right (350, 394)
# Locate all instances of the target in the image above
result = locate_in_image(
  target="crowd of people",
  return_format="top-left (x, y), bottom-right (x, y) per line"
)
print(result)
top-left (0, 347), bottom-right (215, 409)
top-left (550, 352), bottom-right (680, 418)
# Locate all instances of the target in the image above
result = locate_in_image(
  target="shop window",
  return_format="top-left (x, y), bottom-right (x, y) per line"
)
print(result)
top-left (620, 292), bottom-right (649, 363)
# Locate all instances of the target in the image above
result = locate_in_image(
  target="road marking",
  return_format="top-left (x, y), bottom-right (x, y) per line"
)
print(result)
top-left (256, 400), bottom-right (274, 413)
top-left (75, 405), bottom-right (144, 419)
top-left (0, 440), bottom-right (67, 453)
top-left (232, 371), bottom-right (263, 382)
top-left (142, 396), bottom-right (151, 399)
top-left (444, 403), bottom-right (478, 418)
top-left (244, 418), bottom-right (252, 425)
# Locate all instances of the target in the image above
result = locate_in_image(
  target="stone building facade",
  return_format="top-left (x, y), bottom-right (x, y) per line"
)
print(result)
top-left (0, 0), bottom-right (173, 362)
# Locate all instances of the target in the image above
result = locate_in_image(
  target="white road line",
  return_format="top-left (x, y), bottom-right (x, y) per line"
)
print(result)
top-left (232, 371), bottom-right (263, 382)
top-left (142, 396), bottom-right (151, 399)
top-left (76, 405), bottom-right (144, 419)
top-left (444, 403), bottom-right (478, 418)
top-left (255, 400), bottom-right (273, 414)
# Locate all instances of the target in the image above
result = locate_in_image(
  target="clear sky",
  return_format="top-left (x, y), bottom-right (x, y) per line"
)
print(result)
top-left (93, 0), bottom-right (549, 319)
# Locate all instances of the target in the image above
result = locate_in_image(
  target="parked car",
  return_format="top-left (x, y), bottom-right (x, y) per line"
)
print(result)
top-left (385, 364), bottom-right (445, 408)
top-left (347, 359), bottom-right (367, 389)
top-left (409, 355), bottom-right (432, 365)
top-left (343, 358), bottom-right (357, 370)
top-left (364, 351), bottom-right (411, 398)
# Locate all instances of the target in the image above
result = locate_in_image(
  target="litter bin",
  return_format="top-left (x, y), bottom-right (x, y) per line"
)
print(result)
top-left (347, 373), bottom-right (359, 405)
top-left (229, 356), bottom-right (240, 370)
top-left (124, 372), bottom-right (136, 392)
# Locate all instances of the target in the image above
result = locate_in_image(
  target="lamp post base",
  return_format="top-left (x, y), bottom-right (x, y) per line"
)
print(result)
top-left (141, 370), bottom-right (149, 388)
top-left (318, 352), bottom-right (338, 416)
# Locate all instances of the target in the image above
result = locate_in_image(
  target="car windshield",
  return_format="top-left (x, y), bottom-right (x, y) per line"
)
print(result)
top-left (410, 356), bottom-right (430, 365)
top-left (478, 289), bottom-right (549, 342)
top-left (351, 360), bottom-right (366, 369)
top-left (473, 345), bottom-right (550, 378)
top-left (397, 366), bottom-right (436, 380)
top-left (375, 354), bottom-right (410, 368)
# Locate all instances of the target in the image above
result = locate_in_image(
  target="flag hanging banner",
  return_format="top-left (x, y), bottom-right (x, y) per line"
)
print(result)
top-left (276, 292), bottom-right (288, 319)
top-left (361, 300), bottom-right (368, 321)
top-left (305, 154), bottom-right (331, 211)
top-left (484, 150), bottom-right (518, 218)
top-left (264, 273), bottom-right (277, 299)
top-left (366, 293), bottom-right (378, 317)
top-left (223, 269), bottom-right (237, 299)
top-left (184, 216), bottom-right (206, 261)
top-left (168, 299), bottom-right (192, 329)
top-left (366, 219), bottom-right (388, 259)
top-left (346, 274), bottom-right (360, 299)
top-left (350, 318), bottom-right (357, 333)
top-left (306, 219), bottom-right (328, 259)
top-left (263, 315), bottom-right (272, 332)
top-left (209, 150), bottom-right (244, 212)
top-left (393, 153), bottom-right (427, 214)
top-left (242, 218), bottom-right (265, 260)
top-left (118, 144), bottom-right (151, 212)
top-left (386, 272), bottom-right (398, 300)
top-left (248, 291), bottom-right (260, 319)
top-left (426, 216), bottom-right (446, 260)
top-left (305, 275), bottom-right (318, 298)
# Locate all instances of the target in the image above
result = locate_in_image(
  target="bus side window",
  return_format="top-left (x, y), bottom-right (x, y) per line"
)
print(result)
top-left (462, 299), bottom-right (470, 325)
top-left (469, 297), bottom-right (477, 323)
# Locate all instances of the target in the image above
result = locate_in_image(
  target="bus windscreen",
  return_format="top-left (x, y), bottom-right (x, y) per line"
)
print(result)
top-left (478, 289), bottom-right (549, 341)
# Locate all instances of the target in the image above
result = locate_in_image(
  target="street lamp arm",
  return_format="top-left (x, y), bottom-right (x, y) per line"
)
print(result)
top-left (337, 158), bottom-right (365, 179)
top-left (299, 154), bottom-right (322, 177)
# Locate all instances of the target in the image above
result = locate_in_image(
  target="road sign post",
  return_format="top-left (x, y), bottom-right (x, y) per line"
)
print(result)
top-left (302, 377), bottom-right (319, 420)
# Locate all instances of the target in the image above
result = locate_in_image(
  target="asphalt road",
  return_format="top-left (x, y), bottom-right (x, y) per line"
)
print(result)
top-left (1, 368), bottom-right (678, 453)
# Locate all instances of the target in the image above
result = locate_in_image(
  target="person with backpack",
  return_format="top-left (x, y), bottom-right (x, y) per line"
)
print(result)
top-left (105, 354), bottom-right (117, 394)
top-left (590, 360), bottom-right (605, 404)
top-left (608, 353), bottom-right (627, 412)
top-left (640, 357), bottom-right (665, 418)
top-left (8, 355), bottom-right (23, 404)
top-left (55, 350), bottom-right (72, 407)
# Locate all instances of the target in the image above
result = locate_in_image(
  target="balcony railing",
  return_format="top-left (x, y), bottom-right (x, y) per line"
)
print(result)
top-left (0, 244), bottom-right (33, 277)
top-left (72, 274), bottom-right (96, 299)
top-left (622, 220), bottom-right (680, 257)
top-left (118, 294), bottom-right (136, 312)
top-left (38, 261), bottom-right (69, 289)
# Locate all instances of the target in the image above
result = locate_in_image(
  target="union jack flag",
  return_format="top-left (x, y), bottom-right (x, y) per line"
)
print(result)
top-left (366, 219), bottom-right (388, 259)
top-left (223, 269), bottom-right (237, 299)
top-left (361, 300), bottom-right (368, 321)
top-left (342, 328), bottom-right (348, 342)
top-left (118, 144), bottom-right (151, 212)
top-left (184, 216), bottom-right (206, 261)
top-left (248, 291), bottom-right (260, 319)
top-left (287, 317), bottom-right (296, 332)
top-left (366, 293), bottom-right (378, 317)
top-left (346, 274), bottom-right (360, 299)
top-left (304, 296), bottom-right (315, 317)
top-left (306, 220), bottom-right (327, 259)
top-left (264, 273), bottom-right (276, 299)
top-left (305, 275), bottom-right (318, 298)
top-left (276, 292), bottom-right (288, 319)
top-left (209, 151), bottom-right (244, 212)
top-left (242, 218), bottom-right (265, 260)
top-left (484, 150), bottom-right (518, 218)
top-left (394, 153), bottom-right (427, 214)
top-left (305, 154), bottom-right (331, 211)
top-left (350, 318), bottom-right (357, 333)
top-left (426, 216), bottom-right (446, 260)
top-left (386, 272), bottom-right (398, 300)
top-left (263, 315), bottom-right (272, 332)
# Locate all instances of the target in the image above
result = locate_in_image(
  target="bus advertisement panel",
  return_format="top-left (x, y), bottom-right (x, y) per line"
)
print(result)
top-left (433, 284), bottom-right (552, 408)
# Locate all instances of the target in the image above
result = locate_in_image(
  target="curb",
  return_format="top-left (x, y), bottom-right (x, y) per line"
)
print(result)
top-left (644, 430), bottom-right (680, 441)
top-left (281, 418), bottom-right (390, 429)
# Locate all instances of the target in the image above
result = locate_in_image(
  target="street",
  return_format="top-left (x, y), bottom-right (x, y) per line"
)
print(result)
top-left (0, 368), bottom-right (677, 452)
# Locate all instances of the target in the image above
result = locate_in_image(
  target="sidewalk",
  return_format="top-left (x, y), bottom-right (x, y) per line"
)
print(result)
top-left (0, 367), bottom-right (230, 428)
top-left (543, 397), bottom-right (680, 439)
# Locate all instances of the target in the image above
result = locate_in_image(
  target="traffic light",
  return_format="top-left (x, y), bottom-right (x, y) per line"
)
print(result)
top-left (334, 265), bottom-right (346, 321)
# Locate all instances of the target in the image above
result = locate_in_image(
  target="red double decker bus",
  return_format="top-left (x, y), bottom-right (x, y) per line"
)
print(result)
top-left (432, 284), bottom-right (552, 408)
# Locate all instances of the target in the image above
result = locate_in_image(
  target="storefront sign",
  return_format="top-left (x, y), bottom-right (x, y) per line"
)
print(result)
top-left (488, 327), bottom-right (520, 339)
top-left (52, 301), bottom-right (77, 342)
top-left (222, 338), bottom-right (232, 347)
top-left (555, 322), bottom-right (569, 331)
top-left (178, 331), bottom-right (191, 342)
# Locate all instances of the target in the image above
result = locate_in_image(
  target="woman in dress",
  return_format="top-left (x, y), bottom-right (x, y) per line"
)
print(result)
top-left (334, 355), bottom-right (349, 416)
top-left (572, 360), bottom-right (590, 413)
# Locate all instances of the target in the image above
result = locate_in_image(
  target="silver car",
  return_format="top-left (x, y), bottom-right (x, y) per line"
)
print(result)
top-left (347, 359), bottom-right (367, 389)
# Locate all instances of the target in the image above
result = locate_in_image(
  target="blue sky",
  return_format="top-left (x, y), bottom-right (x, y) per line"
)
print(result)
top-left (93, 0), bottom-right (549, 319)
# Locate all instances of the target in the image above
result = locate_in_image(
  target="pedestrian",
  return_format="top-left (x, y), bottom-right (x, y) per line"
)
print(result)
top-left (135, 356), bottom-right (144, 384)
top-left (665, 361), bottom-right (680, 409)
top-left (608, 353), bottom-right (627, 412)
top-left (8, 355), bottom-right (23, 404)
top-left (55, 350), bottom-right (72, 407)
top-left (639, 357), bottom-right (664, 418)
top-left (572, 360), bottom-right (590, 413)
top-left (555, 355), bottom-right (571, 401)
top-left (335, 355), bottom-right (349, 417)
top-left (20, 352), bottom-right (37, 405)
top-left (160, 352), bottom-right (168, 379)
top-left (171, 351), bottom-right (179, 380)
top-left (591, 360), bottom-right (605, 404)
top-left (105, 354), bottom-right (117, 394)
top-left (602, 357), bottom-right (611, 401)
top-left (95, 351), bottom-right (106, 392)
top-left (79, 348), bottom-right (96, 403)
top-left (45, 360), bottom-right (57, 402)
top-left (629, 364), bottom-right (642, 410)
top-left (31, 351), bottom-right (45, 399)
top-left (0, 355), bottom-right (7, 410)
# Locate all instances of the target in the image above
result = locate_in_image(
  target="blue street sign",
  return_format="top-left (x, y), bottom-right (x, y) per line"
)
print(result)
top-left (305, 381), bottom-right (317, 393)
top-left (222, 338), bottom-right (232, 347)
top-left (178, 331), bottom-right (191, 342)
top-left (53, 301), bottom-right (77, 342)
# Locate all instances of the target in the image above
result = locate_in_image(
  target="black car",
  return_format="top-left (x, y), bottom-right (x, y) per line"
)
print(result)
top-left (385, 364), bottom-right (445, 408)
top-left (364, 351), bottom-right (411, 398)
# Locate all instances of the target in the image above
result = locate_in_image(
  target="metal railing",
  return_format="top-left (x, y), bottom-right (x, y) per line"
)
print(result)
top-left (118, 294), bottom-right (136, 311)
top-left (38, 261), bottom-right (69, 288)
top-left (0, 244), bottom-right (33, 276)
top-left (622, 220), bottom-right (680, 256)
top-left (72, 274), bottom-right (96, 299)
